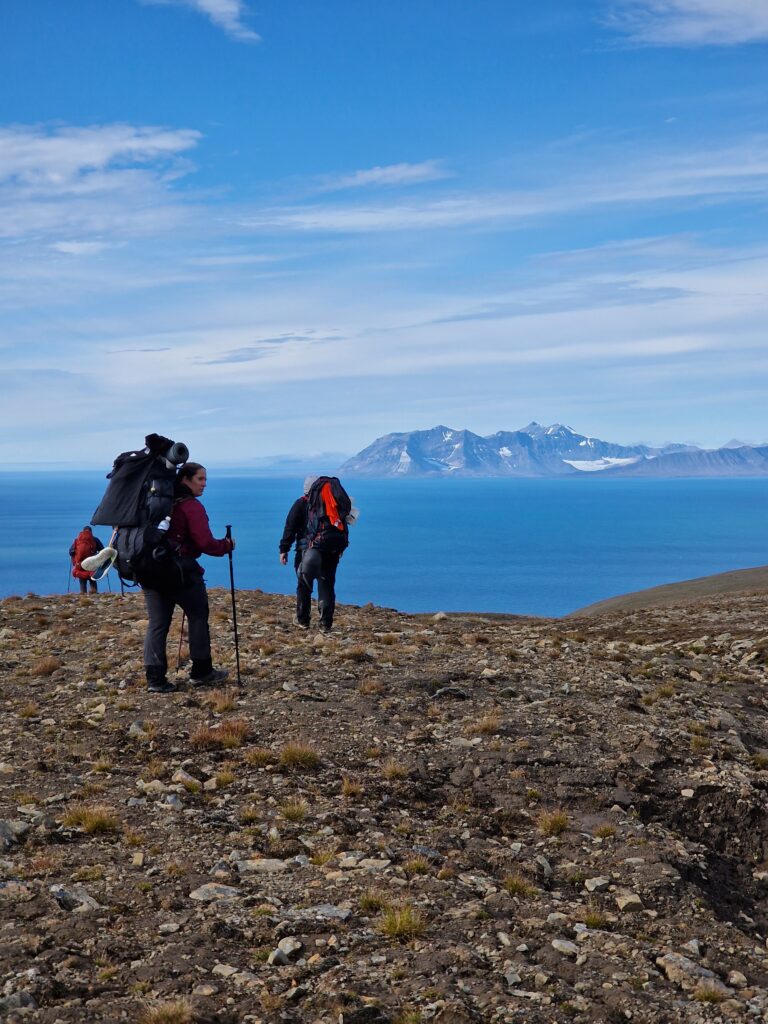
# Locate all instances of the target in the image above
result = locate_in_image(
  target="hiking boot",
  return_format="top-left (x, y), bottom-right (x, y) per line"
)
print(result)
top-left (293, 616), bottom-right (310, 629)
top-left (318, 623), bottom-right (332, 634)
top-left (147, 679), bottom-right (178, 694)
top-left (190, 667), bottom-right (229, 687)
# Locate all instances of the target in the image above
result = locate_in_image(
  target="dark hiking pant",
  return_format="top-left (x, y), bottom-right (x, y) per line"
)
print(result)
top-left (296, 547), bottom-right (340, 629)
top-left (143, 570), bottom-right (212, 683)
top-left (79, 579), bottom-right (98, 594)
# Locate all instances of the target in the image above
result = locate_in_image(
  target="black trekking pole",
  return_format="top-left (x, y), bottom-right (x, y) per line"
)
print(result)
top-left (66, 561), bottom-right (72, 593)
top-left (225, 525), bottom-right (242, 687)
top-left (176, 610), bottom-right (186, 670)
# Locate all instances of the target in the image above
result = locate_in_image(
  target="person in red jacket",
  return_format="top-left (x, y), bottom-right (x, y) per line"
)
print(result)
top-left (143, 462), bottom-right (235, 694)
top-left (69, 526), bottom-right (103, 594)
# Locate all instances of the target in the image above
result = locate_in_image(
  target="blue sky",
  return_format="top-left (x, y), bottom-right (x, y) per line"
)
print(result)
top-left (1, 0), bottom-right (767, 464)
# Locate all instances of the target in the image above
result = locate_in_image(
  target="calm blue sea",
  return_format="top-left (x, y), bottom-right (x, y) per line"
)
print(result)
top-left (0, 473), bottom-right (766, 617)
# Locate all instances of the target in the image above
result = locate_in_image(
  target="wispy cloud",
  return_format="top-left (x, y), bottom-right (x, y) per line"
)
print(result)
top-left (317, 160), bottom-right (450, 192)
top-left (0, 124), bottom-right (200, 242)
top-left (604, 1), bottom-right (768, 46)
top-left (141, 0), bottom-right (260, 42)
top-left (0, 124), bottom-right (200, 187)
top-left (202, 332), bottom-right (343, 364)
top-left (241, 138), bottom-right (768, 233)
top-left (51, 241), bottom-right (113, 256)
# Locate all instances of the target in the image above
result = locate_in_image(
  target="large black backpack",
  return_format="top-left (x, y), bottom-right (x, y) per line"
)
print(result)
top-left (305, 476), bottom-right (352, 553)
top-left (91, 434), bottom-right (188, 589)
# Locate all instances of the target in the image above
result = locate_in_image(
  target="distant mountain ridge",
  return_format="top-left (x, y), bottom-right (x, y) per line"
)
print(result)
top-left (339, 423), bottom-right (768, 478)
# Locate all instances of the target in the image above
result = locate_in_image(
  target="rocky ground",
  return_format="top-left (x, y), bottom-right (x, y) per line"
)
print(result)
top-left (1, 587), bottom-right (768, 1024)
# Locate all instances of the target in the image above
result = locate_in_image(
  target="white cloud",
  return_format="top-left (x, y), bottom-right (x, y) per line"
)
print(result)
top-left (319, 161), bottom-right (451, 192)
top-left (0, 124), bottom-right (201, 242)
top-left (241, 138), bottom-right (768, 233)
top-left (51, 241), bottom-right (113, 256)
top-left (0, 124), bottom-right (200, 188)
top-left (605, 1), bottom-right (768, 46)
top-left (142, 0), bottom-right (259, 42)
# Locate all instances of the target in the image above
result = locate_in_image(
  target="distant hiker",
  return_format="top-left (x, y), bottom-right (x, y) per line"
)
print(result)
top-left (143, 463), bottom-right (235, 694)
top-left (279, 475), bottom-right (354, 632)
top-left (69, 526), bottom-right (103, 594)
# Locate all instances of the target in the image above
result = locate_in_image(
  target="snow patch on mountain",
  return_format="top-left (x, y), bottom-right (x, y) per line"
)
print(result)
top-left (564, 457), bottom-right (643, 473)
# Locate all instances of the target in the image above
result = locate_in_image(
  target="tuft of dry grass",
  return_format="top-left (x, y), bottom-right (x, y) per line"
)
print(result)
top-left (62, 803), bottom-right (120, 834)
top-left (239, 804), bottom-right (260, 824)
top-left (310, 847), bottom-right (336, 866)
top-left (164, 860), bottom-right (191, 878)
top-left (341, 775), bottom-right (362, 798)
top-left (280, 798), bottom-right (309, 822)
top-left (18, 702), bottom-right (40, 718)
top-left (594, 823), bottom-right (617, 839)
top-left (71, 864), bottom-right (105, 882)
top-left (358, 678), bottom-right (385, 695)
top-left (343, 645), bottom-right (371, 662)
top-left (203, 688), bottom-right (238, 714)
top-left (215, 764), bottom-right (236, 787)
top-left (751, 753), bottom-right (768, 770)
top-left (537, 808), bottom-right (569, 837)
top-left (382, 759), bottom-right (408, 781)
top-left (359, 889), bottom-right (391, 913)
top-left (245, 746), bottom-right (276, 767)
top-left (690, 735), bottom-right (711, 754)
top-left (693, 986), bottom-right (726, 1004)
top-left (402, 857), bottom-right (430, 876)
top-left (378, 902), bottom-right (427, 941)
top-left (468, 713), bottom-right (502, 736)
top-left (503, 871), bottom-right (538, 897)
top-left (279, 742), bottom-right (321, 770)
top-left (139, 1000), bottom-right (195, 1024)
top-left (30, 656), bottom-right (62, 677)
top-left (189, 718), bottom-right (250, 750)
top-left (583, 903), bottom-right (610, 930)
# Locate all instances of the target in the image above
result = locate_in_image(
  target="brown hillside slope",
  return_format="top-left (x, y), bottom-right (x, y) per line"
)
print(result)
top-left (569, 564), bottom-right (768, 618)
top-left (1, 589), bottom-right (768, 1022)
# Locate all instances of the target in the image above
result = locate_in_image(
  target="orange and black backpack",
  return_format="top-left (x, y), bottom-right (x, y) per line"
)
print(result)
top-left (305, 476), bottom-right (352, 553)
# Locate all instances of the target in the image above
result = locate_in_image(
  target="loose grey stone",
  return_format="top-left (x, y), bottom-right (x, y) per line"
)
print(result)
top-left (50, 883), bottom-right (101, 912)
top-left (585, 876), bottom-right (610, 893)
top-left (235, 858), bottom-right (289, 874)
top-left (189, 883), bottom-right (240, 902)
top-left (615, 891), bottom-right (644, 912)
top-left (535, 855), bottom-right (553, 877)
top-left (431, 686), bottom-right (470, 700)
top-left (552, 939), bottom-right (579, 957)
top-left (0, 819), bottom-right (29, 851)
top-left (212, 964), bottom-right (238, 978)
top-left (0, 992), bottom-right (37, 1014)
top-left (656, 953), bottom-right (730, 994)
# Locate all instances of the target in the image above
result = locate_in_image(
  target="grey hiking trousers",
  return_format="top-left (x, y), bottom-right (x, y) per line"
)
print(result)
top-left (143, 570), bottom-right (211, 676)
top-left (296, 547), bottom-right (340, 629)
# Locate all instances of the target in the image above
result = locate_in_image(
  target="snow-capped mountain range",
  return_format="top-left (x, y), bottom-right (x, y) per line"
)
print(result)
top-left (339, 423), bottom-right (768, 478)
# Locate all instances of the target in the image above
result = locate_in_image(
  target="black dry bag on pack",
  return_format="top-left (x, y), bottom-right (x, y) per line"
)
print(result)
top-left (91, 433), bottom-right (188, 589)
top-left (305, 476), bottom-right (352, 554)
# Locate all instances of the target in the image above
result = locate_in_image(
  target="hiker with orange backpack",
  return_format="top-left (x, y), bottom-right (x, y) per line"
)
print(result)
top-left (279, 475), bottom-right (356, 633)
top-left (69, 526), bottom-right (104, 594)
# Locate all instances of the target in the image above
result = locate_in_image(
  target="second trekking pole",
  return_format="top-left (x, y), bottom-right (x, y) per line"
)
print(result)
top-left (225, 525), bottom-right (242, 687)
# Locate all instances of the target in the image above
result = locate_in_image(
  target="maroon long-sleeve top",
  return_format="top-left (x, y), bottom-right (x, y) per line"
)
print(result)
top-left (168, 497), bottom-right (231, 563)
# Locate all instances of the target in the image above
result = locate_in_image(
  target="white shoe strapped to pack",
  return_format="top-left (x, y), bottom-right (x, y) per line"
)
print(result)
top-left (81, 546), bottom-right (117, 579)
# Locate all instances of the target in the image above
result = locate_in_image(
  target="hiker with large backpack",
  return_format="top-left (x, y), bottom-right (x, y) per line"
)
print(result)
top-left (279, 475), bottom-right (354, 633)
top-left (91, 435), bottom-right (235, 694)
top-left (141, 462), bottom-right (235, 694)
top-left (69, 526), bottom-right (104, 594)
